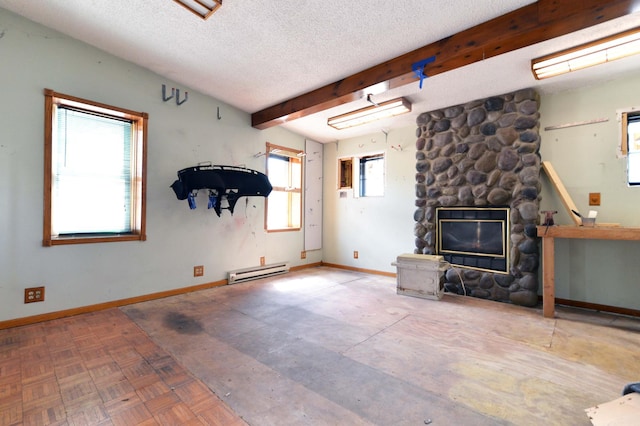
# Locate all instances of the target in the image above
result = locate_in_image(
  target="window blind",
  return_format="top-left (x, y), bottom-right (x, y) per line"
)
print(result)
top-left (53, 106), bottom-right (133, 235)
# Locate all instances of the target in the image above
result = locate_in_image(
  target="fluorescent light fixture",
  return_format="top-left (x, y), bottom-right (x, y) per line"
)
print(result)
top-left (173, 0), bottom-right (222, 20)
top-left (327, 97), bottom-right (412, 130)
top-left (532, 27), bottom-right (640, 80)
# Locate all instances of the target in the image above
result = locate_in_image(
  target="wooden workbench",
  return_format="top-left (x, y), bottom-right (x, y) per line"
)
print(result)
top-left (536, 225), bottom-right (640, 318)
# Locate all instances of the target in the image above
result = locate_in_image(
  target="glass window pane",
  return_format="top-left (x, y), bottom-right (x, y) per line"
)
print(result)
top-left (267, 155), bottom-right (290, 187)
top-left (267, 190), bottom-right (289, 229)
top-left (290, 192), bottom-right (301, 228)
top-left (290, 158), bottom-right (302, 189)
top-left (629, 119), bottom-right (640, 153)
top-left (53, 107), bottom-right (133, 234)
top-left (265, 145), bottom-right (303, 231)
top-left (629, 152), bottom-right (640, 185)
top-left (360, 155), bottom-right (384, 197)
top-left (54, 175), bottom-right (128, 233)
top-left (628, 115), bottom-right (640, 185)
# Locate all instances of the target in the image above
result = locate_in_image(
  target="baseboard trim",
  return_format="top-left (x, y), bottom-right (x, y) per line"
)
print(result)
top-left (6, 266), bottom-right (636, 329)
top-left (291, 262), bottom-right (322, 272)
top-left (320, 262), bottom-right (397, 278)
top-left (554, 298), bottom-right (640, 318)
top-left (0, 280), bottom-right (229, 330)
top-left (0, 262), bottom-right (324, 330)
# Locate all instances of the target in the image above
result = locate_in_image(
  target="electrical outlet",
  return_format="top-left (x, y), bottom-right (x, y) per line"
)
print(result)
top-left (354, 251), bottom-right (359, 259)
top-left (260, 256), bottom-right (265, 266)
top-left (589, 192), bottom-right (601, 206)
top-left (25, 287), bottom-right (45, 303)
top-left (301, 251), bottom-right (306, 259)
top-left (194, 265), bottom-right (204, 277)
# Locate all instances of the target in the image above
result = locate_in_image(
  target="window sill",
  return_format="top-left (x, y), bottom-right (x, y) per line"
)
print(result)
top-left (44, 234), bottom-right (146, 246)
top-left (265, 228), bottom-right (301, 233)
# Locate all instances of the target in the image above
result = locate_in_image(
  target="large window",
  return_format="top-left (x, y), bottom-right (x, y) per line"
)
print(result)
top-left (265, 142), bottom-right (302, 231)
top-left (43, 89), bottom-right (147, 246)
top-left (623, 110), bottom-right (640, 186)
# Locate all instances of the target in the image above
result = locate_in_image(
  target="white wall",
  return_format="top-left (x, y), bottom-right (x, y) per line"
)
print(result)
top-left (0, 9), bottom-right (320, 322)
top-left (538, 73), bottom-right (640, 310)
top-left (322, 128), bottom-right (417, 272)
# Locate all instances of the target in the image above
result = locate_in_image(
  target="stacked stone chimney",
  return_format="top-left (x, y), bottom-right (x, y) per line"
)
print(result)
top-left (413, 89), bottom-right (541, 307)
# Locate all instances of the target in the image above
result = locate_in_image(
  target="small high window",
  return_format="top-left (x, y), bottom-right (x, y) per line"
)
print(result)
top-left (43, 89), bottom-right (148, 246)
top-left (623, 110), bottom-right (640, 186)
top-left (337, 153), bottom-right (385, 197)
top-left (265, 143), bottom-right (303, 231)
top-left (358, 153), bottom-right (385, 197)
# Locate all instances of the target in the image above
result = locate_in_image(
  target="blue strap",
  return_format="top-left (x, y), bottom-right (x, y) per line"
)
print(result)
top-left (412, 56), bottom-right (436, 89)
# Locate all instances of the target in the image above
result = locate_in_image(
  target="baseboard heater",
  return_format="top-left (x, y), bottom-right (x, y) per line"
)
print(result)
top-left (227, 262), bottom-right (290, 284)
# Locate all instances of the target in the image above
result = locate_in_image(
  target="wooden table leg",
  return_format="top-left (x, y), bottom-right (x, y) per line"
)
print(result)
top-left (541, 236), bottom-right (555, 318)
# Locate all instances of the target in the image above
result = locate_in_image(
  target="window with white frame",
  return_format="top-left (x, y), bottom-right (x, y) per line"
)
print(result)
top-left (623, 110), bottom-right (640, 186)
top-left (43, 89), bottom-right (147, 246)
top-left (265, 142), bottom-right (303, 231)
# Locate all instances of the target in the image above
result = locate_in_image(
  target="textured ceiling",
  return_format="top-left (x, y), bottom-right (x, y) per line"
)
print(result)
top-left (1, 0), bottom-right (640, 142)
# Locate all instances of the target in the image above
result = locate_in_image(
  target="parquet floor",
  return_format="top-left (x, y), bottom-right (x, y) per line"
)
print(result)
top-left (0, 307), bottom-right (245, 425)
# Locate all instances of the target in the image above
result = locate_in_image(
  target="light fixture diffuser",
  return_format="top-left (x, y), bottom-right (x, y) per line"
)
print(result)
top-left (532, 27), bottom-right (640, 80)
top-left (173, 0), bottom-right (222, 20)
top-left (328, 97), bottom-right (412, 130)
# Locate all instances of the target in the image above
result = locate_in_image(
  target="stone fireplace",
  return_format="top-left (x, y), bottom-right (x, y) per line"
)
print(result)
top-left (413, 89), bottom-right (541, 307)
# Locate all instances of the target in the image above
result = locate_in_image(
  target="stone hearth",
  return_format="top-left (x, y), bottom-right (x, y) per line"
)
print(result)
top-left (413, 89), bottom-right (541, 307)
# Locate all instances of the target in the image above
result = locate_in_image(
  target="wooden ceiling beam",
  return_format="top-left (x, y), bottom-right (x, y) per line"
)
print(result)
top-left (251, 0), bottom-right (639, 130)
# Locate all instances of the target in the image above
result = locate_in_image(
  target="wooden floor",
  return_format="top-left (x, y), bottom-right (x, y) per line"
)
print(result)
top-left (0, 306), bottom-right (244, 425)
top-left (2, 266), bottom-right (640, 425)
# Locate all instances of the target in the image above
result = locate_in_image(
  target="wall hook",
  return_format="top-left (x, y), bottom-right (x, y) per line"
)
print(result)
top-left (381, 128), bottom-right (389, 144)
top-left (162, 84), bottom-right (175, 102)
top-left (217, 107), bottom-right (222, 120)
top-left (176, 89), bottom-right (188, 106)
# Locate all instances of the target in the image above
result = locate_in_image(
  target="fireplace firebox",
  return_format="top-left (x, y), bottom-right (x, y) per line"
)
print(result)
top-left (436, 207), bottom-right (509, 274)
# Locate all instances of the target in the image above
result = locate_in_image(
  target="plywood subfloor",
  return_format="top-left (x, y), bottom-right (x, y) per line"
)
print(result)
top-left (122, 267), bottom-right (640, 425)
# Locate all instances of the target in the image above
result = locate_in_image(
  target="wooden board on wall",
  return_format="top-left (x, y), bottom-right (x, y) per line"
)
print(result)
top-left (541, 161), bottom-right (581, 226)
top-left (304, 139), bottom-right (322, 250)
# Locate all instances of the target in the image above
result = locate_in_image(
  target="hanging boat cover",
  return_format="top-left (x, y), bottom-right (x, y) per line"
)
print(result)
top-left (171, 164), bottom-right (272, 216)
